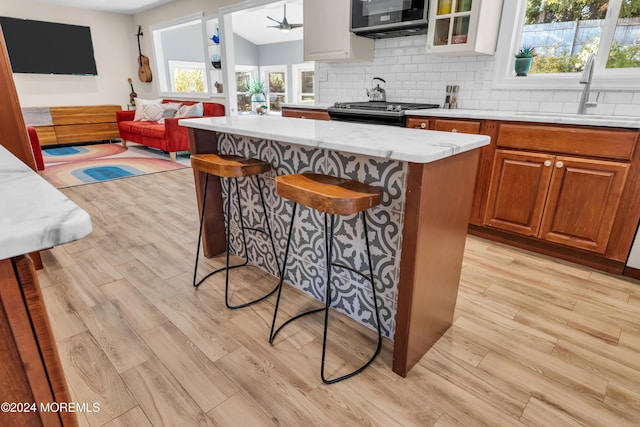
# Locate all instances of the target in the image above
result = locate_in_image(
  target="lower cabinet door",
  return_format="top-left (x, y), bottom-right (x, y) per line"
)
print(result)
top-left (539, 156), bottom-right (630, 253)
top-left (484, 149), bottom-right (554, 236)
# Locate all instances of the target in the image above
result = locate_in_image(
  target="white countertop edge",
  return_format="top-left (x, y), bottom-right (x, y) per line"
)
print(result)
top-left (406, 108), bottom-right (640, 128)
top-left (281, 102), bottom-right (333, 110)
top-left (0, 146), bottom-right (93, 260)
top-left (180, 115), bottom-right (490, 163)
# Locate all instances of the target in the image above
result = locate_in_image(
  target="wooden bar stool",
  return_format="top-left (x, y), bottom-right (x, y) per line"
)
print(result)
top-left (269, 173), bottom-right (383, 384)
top-left (191, 154), bottom-right (280, 309)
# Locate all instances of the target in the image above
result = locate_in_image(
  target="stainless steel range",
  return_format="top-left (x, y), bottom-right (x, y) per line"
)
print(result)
top-left (328, 101), bottom-right (440, 126)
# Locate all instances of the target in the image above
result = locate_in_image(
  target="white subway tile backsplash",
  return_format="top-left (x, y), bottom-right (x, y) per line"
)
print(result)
top-left (602, 92), bottom-right (634, 105)
top-left (616, 103), bottom-right (640, 116)
top-left (517, 101), bottom-right (541, 112)
top-left (317, 35), bottom-right (639, 114)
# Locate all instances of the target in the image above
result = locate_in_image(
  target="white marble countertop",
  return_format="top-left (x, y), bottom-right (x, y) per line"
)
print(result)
top-left (405, 108), bottom-right (640, 129)
top-left (180, 115), bottom-right (490, 163)
top-left (281, 102), bottom-right (333, 110)
top-left (0, 145), bottom-right (92, 260)
top-left (280, 103), bottom-right (640, 129)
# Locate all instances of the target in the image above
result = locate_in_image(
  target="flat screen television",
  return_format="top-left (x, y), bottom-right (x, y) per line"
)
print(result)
top-left (0, 17), bottom-right (98, 75)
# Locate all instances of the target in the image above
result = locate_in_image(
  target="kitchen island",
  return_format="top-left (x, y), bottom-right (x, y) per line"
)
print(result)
top-left (180, 115), bottom-right (490, 377)
top-left (0, 145), bottom-right (92, 426)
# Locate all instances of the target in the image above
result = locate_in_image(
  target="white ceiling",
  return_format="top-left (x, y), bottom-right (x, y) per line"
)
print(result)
top-left (27, 0), bottom-right (304, 46)
top-left (28, 0), bottom-right (177, 15)
top-left (231, 1), bottom-right (303, 46)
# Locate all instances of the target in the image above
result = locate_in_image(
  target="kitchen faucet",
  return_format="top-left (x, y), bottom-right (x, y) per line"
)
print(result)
top-left (578, 54), bottom-right (598, 114)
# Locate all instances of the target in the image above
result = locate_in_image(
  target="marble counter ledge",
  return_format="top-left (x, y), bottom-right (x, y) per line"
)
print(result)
top-left (0, 145), bottom-right (92, 260)
top-left (180, 115), bottom-right (490, 163)
top-left (407, 108), bottom-right (640, 129)
top-left (281, 102), bottom-right (333, 110)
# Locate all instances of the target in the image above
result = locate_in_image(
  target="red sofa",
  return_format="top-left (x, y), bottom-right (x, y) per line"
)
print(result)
top-left (116, 99), bottom-right (225, 161)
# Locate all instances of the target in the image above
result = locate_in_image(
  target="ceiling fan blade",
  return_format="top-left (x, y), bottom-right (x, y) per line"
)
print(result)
top-left (267, 25), bottom-right (282, 29)
top-left (266, 16), bottom-right (282, 24)
top-left (290, 24), bottom-right (303, 29)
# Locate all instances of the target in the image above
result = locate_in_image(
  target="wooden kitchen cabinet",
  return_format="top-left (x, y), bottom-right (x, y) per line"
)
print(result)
top-left (484, 149), bottom-right (555, 237)
top-left (281, 107), bottom-right (330, 120)
top-left (0, 256), bottom-right (78, 427)
top-left (303, 0), bottom-right (374, 62)
top-left (484, 150), bottom-right (630, 254)
top-left (406, 116), bottom-right (495, 226)
top-left (406, 117), bottom-right (430, 129)
top-left (426, 0), bottom-right (503, 55)
top-left (539, 156), bottom-right (629, 253)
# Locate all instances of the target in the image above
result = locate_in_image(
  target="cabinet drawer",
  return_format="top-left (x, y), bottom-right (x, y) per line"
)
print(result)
top-left (406, 117), bottom-right (430, 129)
top-left (281, 108), bottom-right (330, 121)
top-left (497, 123), bottom-right (637, 160)
top-left (433, 119), bottom-right (481, 134)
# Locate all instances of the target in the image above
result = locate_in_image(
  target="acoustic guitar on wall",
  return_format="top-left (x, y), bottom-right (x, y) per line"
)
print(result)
top-left (136, 25), bottom-right (152, 83)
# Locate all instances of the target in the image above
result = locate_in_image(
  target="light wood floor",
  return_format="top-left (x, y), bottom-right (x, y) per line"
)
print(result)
top-left (38, 168), bottom-right (640, 427)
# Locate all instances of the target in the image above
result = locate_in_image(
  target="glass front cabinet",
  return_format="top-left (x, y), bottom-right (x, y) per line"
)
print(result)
top-left (426, 0), bottom-right (503, 55)
top-left (205, 15), bottom-right (224, 97)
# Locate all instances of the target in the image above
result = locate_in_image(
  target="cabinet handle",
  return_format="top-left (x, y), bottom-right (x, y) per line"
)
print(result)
top-left (451, 128), bottom-right (458, 133)
top-left (544, 160), bottom-right (552, 167)
top-left (300, 116), bottom-right (307, 119)
top-left (555, 161), bottom-right (564, 168)
top-left (420, 122), bottom-right (427, 129)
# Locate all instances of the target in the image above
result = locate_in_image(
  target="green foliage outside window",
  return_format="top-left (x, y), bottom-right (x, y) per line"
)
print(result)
top-left (523, 0), bottom-right (640, 73)
top-left (175, 69), bottom-right (205, 92)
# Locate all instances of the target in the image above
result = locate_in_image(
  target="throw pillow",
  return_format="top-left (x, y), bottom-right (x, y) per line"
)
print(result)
top-left (175, 104), bottom-right (196, 118)
top-left (133, 98), bottom-right (162, 121)
top-left (141, 103), bottom-right (164, 122)
top-left (191, 102), bottom-right (204, 117)
top-left (161, 102), bottom-right (182, 118)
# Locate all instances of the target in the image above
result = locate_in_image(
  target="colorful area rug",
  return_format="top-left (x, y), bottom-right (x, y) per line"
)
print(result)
top-left (42, 143), bottom-right (190, 188)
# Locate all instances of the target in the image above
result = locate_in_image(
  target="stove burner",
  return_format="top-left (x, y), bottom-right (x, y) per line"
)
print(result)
top-left (328, 101), bottom-right (440, 126)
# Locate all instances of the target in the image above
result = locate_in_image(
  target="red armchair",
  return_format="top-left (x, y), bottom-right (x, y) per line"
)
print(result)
top-left (27, 126), bottom-right (45, 172)
top-left (116, 99), bottom-right (225, 161)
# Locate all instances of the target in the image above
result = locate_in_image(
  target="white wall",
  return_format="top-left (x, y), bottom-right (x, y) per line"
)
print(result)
top-left (317, 35), bottom-right (640, 117)
top-left (0, 0), bottom-right (239, 108)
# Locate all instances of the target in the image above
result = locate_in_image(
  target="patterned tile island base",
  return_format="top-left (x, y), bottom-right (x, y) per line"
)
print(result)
top-left (218, 133), bottom-right (406, 339)
top-left (185, 117), bottom-right (485, 377)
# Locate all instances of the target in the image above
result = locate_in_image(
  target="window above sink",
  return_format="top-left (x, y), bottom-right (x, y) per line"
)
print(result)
top-left (493, 0), bottom-right (640, 91)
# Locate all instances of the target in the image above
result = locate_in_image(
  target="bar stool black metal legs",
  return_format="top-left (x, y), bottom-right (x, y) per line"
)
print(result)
top-left (192, 154), bottom-right (280, 310)
top-left (269, 173), bottom-right (383, 384)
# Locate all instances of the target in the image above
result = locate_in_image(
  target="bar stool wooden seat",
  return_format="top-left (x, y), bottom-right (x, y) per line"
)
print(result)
top-left (269, 173), bottom-right (383, 384)
top-left (191, 154), bottom-right (280, 309)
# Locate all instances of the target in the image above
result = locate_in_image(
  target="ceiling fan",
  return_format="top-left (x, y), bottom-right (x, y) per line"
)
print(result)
top-left (267, 4), bottom-right (303, 32)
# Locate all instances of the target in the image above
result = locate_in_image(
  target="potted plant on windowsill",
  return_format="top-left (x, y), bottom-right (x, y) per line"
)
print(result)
top-left (249, 80), bottom-right (267, 114)
top-left (515, 46), bottom-right (536, 76)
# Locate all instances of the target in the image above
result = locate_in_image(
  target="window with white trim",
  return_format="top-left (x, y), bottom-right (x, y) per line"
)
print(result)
top-left (261, 65), bottom-right (287, 113)
top-left (168, 60), bottom-right (208, 93)
top-left (235, 65), bottom-right (258, 114)
top-left (495, 0), bottom-right (640, 90)
top-left (292, 63), bottom-right (315, 104)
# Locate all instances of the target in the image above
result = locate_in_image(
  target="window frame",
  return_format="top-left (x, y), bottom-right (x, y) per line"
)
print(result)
top-left (235, 65), bottom-right (259, 114)
top-left (292, 62), bottom-right (316, 104)
top-left (492, 0), bottom-right (640, 91)
top-left (261, 65), bottom-right (288, 114)
top-left (168, 60), bottom-right (208, 93)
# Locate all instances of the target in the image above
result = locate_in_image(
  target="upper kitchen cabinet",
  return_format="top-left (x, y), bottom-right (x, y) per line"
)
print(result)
top-left (303, 0), bottom-right (373, 62)
top-left (426, 0), bottom-right (503, 55)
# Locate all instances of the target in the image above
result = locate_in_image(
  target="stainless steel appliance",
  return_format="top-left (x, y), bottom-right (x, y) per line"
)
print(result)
top-left (351, 0), bottom-right (429, 39)
top-left (366, 77), bottom-right (387, 101)
top-left (328, 101), bottom-right (440, 126)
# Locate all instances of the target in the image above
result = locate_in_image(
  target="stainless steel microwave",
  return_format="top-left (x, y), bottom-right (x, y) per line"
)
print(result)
top-left (350, 0), bottom-right (429, 38)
